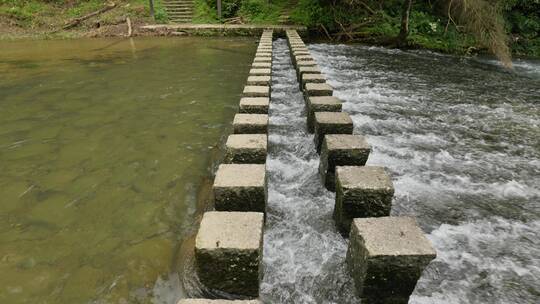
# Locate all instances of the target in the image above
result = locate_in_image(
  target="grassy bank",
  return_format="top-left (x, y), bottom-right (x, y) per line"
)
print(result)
top-left (0, 0), bottom-right (163, 40)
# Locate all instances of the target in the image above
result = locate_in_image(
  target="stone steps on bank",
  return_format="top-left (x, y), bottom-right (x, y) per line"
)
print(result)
top-left (163, 0), bottom-right (193, 23)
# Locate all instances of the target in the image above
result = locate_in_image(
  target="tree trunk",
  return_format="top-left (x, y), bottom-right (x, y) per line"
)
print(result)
top-left (397, 0), bottom-right (413, 47)
top-left (149, 0), bottom-right (154, 17)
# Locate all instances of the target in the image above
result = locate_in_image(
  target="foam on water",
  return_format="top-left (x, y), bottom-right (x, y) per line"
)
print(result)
top-left (260, 39), bottom-right (356, 303)
top-left (309, 43), bottom-right (540, 303)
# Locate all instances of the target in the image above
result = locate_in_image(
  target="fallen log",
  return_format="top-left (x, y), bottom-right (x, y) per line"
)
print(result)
top-left (63, 3), bottom-right (117, 30)
top-left (126, 16), bottom-right (132, 37)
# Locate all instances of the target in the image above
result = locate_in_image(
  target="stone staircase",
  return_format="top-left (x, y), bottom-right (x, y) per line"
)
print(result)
top-left (163, 0), bottom-right (194, 23)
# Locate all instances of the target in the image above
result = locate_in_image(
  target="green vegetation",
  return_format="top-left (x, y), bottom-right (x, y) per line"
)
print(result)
top-left (1, 0), bottom-right (538, 58)
top-left (194, 0), bottom-right (286, 24)
top-left (0, 0), bottom-right (157, 38)
top-left (289, 0), bottom-right (539, 57)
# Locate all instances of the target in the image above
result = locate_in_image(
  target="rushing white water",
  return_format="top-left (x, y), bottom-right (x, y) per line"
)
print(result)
top-left (307, 43), bottom-right (540, 303)
top-left (260, 39), bottom-right (356, 303)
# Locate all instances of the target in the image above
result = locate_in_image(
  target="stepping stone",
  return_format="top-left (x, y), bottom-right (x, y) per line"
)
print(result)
top-left (233, 114), bottom-right (268, 134)
top-left (253, 57), bottom-right (272, 63)
top-left (247, 75), bottom-right (271, 86)
top-left (256, 51), bottom-right (272, 57)
top-left (249, 68), bottom-right (271, 76)
top-left (306, 96), bottom-right (342, 133)
top-left (224, 134), bottom-right (267, 164)
top-left (319, 134), bottom-right (371, 191)
top-left (195, 211), bottom-right (264, 296)
top-left (291, 47), bottom-right (308, 53)
top-left (296, 60), bottom-right (318, 68)
top-left (178, 300), bottom-right (262, 304)
top-left (305, 83), bottom-right (333, 96)
top-left (295, 55), bottom-right (313, 62)
top-left (239, 97), bottom-right (269, 114)
top-left (213, 164), bottom-right (267, 212)
top-left (293, 50), bottom-right (310, 56)
top-left (334, 166), bottom-right (394, 234)
top-left (243, 85), bottom-right (270, 98)
top-left (298, 66), bottom-right (321, 78)
top-left (313, 112), bottom-right (353, 152)
top-left (346, 217), bottom-right (436, 303)
top-left (252, 62), bottom-right (272, 69)
top-left (301, 73), bottom-right (326, 88)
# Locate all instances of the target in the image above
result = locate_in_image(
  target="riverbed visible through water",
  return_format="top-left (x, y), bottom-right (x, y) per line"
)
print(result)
top-left (0, 37), bottom-right (256, 304)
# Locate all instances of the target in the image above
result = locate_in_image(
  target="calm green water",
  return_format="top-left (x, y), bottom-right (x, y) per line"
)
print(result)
top-left (0, 37), bottom-right (256, 303)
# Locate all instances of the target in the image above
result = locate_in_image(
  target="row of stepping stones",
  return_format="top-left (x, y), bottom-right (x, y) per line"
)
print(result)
top-left (180, 30), bottom-right (274, 304)
top-left (285, 30), bottom-right (437, 304)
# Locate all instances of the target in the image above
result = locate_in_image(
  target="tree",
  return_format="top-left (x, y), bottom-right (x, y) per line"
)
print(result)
top-left (397, 0), bottom-right (413, 47)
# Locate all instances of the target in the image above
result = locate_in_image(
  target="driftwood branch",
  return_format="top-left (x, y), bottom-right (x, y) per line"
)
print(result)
top-left (126, 16), bottom-right (132, 37)
top-left (320, 24), bottom-right (333, 41)
top-left (337, 21), bottom-right (354, 41)
top-left (63, 3), bottom-right (117, 30)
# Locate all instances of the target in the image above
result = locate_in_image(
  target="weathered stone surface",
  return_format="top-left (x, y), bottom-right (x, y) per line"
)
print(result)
top-left (293, 50), bottom-right (311, 56)
top-left (301, 73), bottom-right (326, 89)
top-left (346, 216), bottom-right (436, 303)
top-left (319, 135), bottom-right (371, 191)
top-left (298, 66), bottom-right (321, 78)
top-left (291, 47), bottom-right (308, 52)
top-left (239, 97), bottom-right (269, 114)
top-left (313, 112), bottom-right (353, 152)
top-left (252, 62), bottom-right (272, 69)
top-left (295, 55), bottom-right (313, 62)
top-left (195, 211), bottom-right (264, 296)
top-left (247, 75), bottom-right (271, 86)
top-left (253, 56), bottom-right (272, 63)
top-left (306, 96), bottom-right (342, 133)
top-left (305, 83), bottom-right (333, 97)
top-left (249, 68), bottom-right (271, 76)
top-left (233, 114), bottom-right (268, 134)
top-left (178, 300), bottom-right (262, 304)
top-left (213, 164), bottom-right (267, 212)
top-left (334, 166), bottom-right (394, 234)
top-left (225, 134), bottom-right (267, 164)
top-left (243, 85), bottom-right (270, 98)
top-left (296, 60), bottom-right (317, 68)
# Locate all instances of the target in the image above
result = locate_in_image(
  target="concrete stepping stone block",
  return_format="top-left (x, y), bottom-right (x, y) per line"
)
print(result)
top-left (334, 166), bottom-right (394, 234)
top-left (243, 86), bottom-right (270, 98)
top-left (296, 60), bottom-right (318, 68)
top-left (213, 164), bottom-right (267, 212)
top-left (256, 52), bottom-right (272, 58)
top-left (305, 83), bottom-right (333, 97)
top-left (225, 134), bottom-right (267, 164)
top-left (253, 57), bottom-right (272, 63)
top-left (195, 211), bottom-right (264, 296)
top-left (247, 75), bottom-right (271, 86)
top-left (239, 97), bottom-right (269, 114)
top-left (313, 112), bottom-right (353, 152)
top-left (233, 114), bottom-right (268, 134)
top-left (298, 66), bottom-right (321, 78)
top-left (178, 300), bottom-right (262, 304)
top-left (306, 96), bottom-right (342, 133)
top-left (319, 134), bottom-right (371, 191)
top-left (346, 216), bottom-right (436, 303)
top-left (293, 50), bottom-right (310, 56)
top-left (301, 73), bottom-right (326, 89)
top-left (295, 55), bottom-right (314, 62)
top-left (249, 68), bottom-right (271, 76)
top-left (252, 62), bottom-right (272, 69)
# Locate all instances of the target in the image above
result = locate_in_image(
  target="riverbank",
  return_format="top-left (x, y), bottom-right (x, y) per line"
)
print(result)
top-left (1, 0), bottom-right (538, 59)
